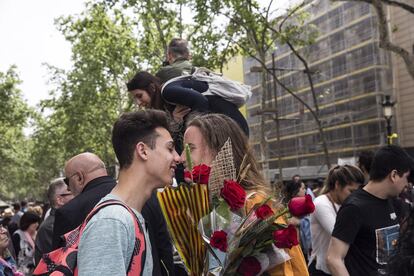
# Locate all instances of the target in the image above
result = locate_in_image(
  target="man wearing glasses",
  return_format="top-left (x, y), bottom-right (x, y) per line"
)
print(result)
top-left (34, 178), bottom-right (73, 264)
top-left (52, 152), bottom-right (114, 249)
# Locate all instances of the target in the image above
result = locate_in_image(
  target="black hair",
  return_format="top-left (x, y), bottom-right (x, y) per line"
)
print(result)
top-left (282, 180), bottom-right (303, 203)
top-left (20, 200), bottom-right (27, 208)
top-left (112, 110), bottom-right (170, 170)
top-left (126, 71), bottom-right (165, 110)
top-left (357, 150), bottom-right (374, 174)
top-left (1, 217), bottom-right (11, 228)
top-left (323, 165), bottom-right (365, 193)
top-left (19, 212), bottom-right (41, 231)
top-left (369, 145), bottom-right (414, 182)
top-left (12, 203), bottom-right (20, 211)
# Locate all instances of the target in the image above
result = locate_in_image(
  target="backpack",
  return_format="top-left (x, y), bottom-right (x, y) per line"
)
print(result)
top-left (33, 200), bottom-right (146, 276)
top-left (192, 67), bottom-right (252, 107)
top-left (161, 67), bottom-right (252, 108)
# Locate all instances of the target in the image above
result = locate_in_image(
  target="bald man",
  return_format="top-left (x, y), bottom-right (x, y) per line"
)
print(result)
top-left (52, 152), bottom-right (115, 249)
top-left (51, 152), bottom-right (175, 275)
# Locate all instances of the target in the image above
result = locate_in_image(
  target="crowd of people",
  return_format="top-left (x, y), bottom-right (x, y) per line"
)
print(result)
top-left (0, 38), bottom-right (413, 276)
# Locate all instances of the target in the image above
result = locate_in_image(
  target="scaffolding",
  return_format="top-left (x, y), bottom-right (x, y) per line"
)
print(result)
top-left (244, 0), bottom-right (393, 180)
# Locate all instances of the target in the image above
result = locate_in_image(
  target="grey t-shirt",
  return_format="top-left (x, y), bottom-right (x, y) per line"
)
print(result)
top-left (78, 194), bottom-right (153, 276)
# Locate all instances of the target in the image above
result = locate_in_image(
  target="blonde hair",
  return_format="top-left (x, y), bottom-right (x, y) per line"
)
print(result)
top-left (187, 114), bottom-right (271, 194)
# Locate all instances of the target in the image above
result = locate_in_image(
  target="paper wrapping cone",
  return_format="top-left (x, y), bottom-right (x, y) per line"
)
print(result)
top-left (158, 184), bottom-right (209, 275)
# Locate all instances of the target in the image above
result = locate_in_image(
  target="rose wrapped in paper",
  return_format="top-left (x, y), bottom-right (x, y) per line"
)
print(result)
top-left (288, 194), bottom-right (315, 217)
top-left (196, 139), bottom-right (315, 275)
top-left (184, 164), bottom-right (211, 184)
top-left (220, 179), bottom-right (246, 211)
top-left (201, 194), bottom-right (315, 275)
top-left (204, 198), bottom-right (291, 275)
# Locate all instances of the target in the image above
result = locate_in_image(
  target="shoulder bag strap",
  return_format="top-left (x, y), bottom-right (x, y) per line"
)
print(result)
top-left (78, 200), bottom-right (147, 275)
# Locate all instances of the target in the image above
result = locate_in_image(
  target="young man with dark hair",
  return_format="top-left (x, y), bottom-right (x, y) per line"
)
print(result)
top-left (327, 145), bottom-right (414, 276)
top-left (78, 110), bottom-right (180, 275)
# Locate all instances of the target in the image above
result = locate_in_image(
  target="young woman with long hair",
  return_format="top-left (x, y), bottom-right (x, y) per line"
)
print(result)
top-left (309, 165), bottom-right (365, 276)
top-left (182, 113), bottom-right (308, 276)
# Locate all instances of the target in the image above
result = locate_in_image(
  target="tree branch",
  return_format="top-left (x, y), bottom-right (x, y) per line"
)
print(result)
top-left (384, 0), bottom-right (414, 13)
top-left (372, 0), bottom-right (414, 79)
top-left (278, 1), bottom-right (307, 33)
top-left (285, 40), bottom-right (320, 113)
top-left (260, 0), bottom-right (274, 51)
top-left (219, 40), bottom-right (232, 73)
top-left (145, 1), bottom-right (167, 56)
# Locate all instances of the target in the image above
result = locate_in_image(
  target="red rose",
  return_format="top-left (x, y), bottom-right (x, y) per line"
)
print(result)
top-left (191, 164), bottom-right (211, 184)
top-left (184, 170), bottom-right (192, 181)
top-left (237, 256), bottom-right (261, 276)
top-left (273, 225), bottom-right (299, 249)
top-left (255, 204), bottom-right (274, 220)
top-left (288, 194), bottom-right (315, 217)
top-left (220, 179), bottom-right (246, 211)
top-left (210, 230), bottom-right (228, 252)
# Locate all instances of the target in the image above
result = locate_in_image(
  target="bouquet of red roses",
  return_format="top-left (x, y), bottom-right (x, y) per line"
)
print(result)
top-left (199, 175), bottom-right (315, 275)
top-left (196, 139), bottom-right (315, 275)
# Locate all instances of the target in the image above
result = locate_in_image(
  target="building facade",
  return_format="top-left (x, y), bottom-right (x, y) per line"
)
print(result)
top-left (389, 4), bottom-right (414, 155)
top-left (243, 0), bottom-right (397, 181)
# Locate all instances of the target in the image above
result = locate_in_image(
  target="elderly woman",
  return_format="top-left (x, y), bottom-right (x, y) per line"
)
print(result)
top-left (0, 225), bottom-right (22, 276)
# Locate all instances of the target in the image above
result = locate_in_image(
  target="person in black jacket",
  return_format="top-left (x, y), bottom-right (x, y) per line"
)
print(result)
top-left (52, 152), bottom-right (174, 275)
top-left (35, 178), bottom-right (73, 264)
top-left (52, 152), bottom-right (113, 249)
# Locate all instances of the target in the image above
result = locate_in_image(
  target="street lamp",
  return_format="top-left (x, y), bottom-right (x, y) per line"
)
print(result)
top-left (381, 95), bottom-right (396, 145)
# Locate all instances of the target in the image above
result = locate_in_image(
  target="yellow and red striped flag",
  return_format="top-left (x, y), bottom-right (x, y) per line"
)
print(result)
top-left (157, 183), bottom-right (210, 275)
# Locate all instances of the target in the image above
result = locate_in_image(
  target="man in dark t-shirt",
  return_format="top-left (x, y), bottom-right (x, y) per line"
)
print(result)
top-left (326, 145), bottom-right (413, 276)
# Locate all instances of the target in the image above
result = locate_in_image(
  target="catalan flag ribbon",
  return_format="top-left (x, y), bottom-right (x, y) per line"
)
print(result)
top-left (157, 184), bottom-right (210, 275)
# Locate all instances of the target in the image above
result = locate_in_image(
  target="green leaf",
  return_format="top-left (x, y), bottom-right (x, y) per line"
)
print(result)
top-left (184, 143), bottom-right (193, 172)
top-left (216, 198), bottom-right (231, 221)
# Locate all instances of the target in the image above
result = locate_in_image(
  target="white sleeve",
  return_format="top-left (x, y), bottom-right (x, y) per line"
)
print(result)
top-left (313, 197), bottom-right (337, 234)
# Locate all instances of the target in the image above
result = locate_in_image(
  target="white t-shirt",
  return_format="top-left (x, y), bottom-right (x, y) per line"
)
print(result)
top-left (309, 194), bottom-right (340, 274)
